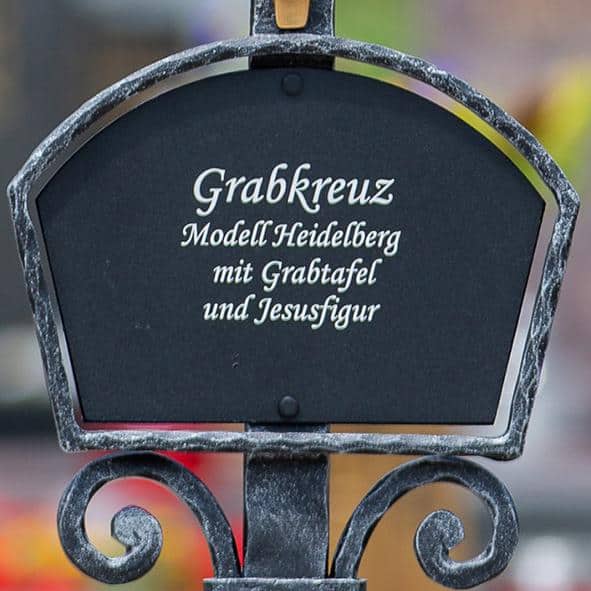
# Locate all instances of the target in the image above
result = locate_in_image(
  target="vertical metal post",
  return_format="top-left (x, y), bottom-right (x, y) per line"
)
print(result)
top-left (244, 2), bottom-right (333, 577)
top-left (251, 0), bottom-right (335, 36)
top-left (244, 425), bottom-right (329, 578)
top-left (250, 0), bottom-right (335, 68)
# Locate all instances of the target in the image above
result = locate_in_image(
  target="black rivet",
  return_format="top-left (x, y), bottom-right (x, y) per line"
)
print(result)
top-left (282, 73), bottom-right (304, 97)
top-left (278, 396), bottom-right (300, 419)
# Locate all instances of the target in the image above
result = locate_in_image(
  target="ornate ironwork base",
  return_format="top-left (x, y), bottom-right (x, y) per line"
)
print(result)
top-left (57, 451), bottom-right (518, 589)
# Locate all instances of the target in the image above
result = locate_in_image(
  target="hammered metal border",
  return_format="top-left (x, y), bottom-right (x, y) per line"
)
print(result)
top-left (7, 35), bottom-right (579, 457)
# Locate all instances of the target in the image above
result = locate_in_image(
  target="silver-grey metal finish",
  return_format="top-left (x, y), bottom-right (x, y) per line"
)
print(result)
top-left (244, 425), bottom-right (329, 578)
top-left (8, 34), bottom-right (579, 458)
top-left (332, 456), bottom-right (518, 589)
top-left (57, 453), bottom-right (240, 584)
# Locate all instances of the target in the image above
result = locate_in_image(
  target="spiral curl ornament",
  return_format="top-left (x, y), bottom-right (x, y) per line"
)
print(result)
top-left (57, 452), bottom-right (240, 584)
top-left (331, 456), bottom-right (518, 589)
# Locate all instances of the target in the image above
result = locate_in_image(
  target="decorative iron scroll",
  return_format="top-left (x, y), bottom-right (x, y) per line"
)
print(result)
top-left (58, 453), bottom-right (516, 589)
top-left (332, 456), bottom-right (518, 589)
top-left (57, 453), bottom-right (240, 584)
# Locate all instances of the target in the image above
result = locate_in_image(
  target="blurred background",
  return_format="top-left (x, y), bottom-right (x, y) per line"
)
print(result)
top-left (0, 1), bottom-right (590, 590)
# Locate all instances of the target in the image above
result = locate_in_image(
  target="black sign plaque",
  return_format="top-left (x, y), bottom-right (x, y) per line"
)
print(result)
top-left (36, 67), bottom-right (544, 425)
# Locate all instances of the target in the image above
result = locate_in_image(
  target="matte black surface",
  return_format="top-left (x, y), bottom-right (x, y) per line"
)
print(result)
top-left (37, 67), bottom-right (544, 425)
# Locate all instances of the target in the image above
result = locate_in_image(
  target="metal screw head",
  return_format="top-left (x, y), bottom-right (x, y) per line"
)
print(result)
top-left (278, 396), bottom-right (300, 419)
top-left (282, 73), bottom-right (304, 97)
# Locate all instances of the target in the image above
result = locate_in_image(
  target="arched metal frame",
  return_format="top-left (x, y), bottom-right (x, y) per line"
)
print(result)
top-left (8, 34), bottom-right (579, 459)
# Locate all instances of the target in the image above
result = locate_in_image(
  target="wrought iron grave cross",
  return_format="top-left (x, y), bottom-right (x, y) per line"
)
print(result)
top-left (7, 0), bottom-right (579, 588)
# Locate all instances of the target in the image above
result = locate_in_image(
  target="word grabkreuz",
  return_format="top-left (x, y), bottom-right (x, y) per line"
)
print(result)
top-left (180, 162), bottom-right (402, 331)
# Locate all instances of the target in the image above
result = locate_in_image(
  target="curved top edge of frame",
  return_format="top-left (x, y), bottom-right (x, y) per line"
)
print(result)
top-left (7, 34), bottom-right (580, 210)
